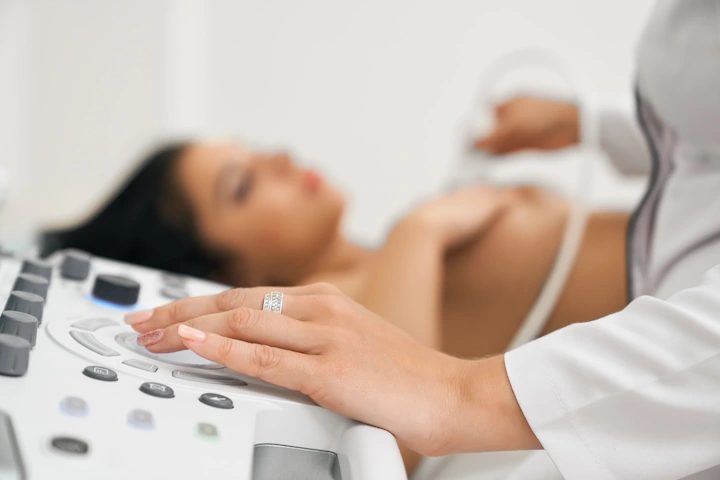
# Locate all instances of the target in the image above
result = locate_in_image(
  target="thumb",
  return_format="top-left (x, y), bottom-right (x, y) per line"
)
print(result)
top-left (473, 125), bottom-right (517, 155)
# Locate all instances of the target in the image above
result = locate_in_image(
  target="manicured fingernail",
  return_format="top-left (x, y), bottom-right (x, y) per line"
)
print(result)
top-left (137, 329), bottom-right (164, 347)
top-left (124, 309), bottom-right (154, 325)
top-left (178, 325), bottom-right (206, 342)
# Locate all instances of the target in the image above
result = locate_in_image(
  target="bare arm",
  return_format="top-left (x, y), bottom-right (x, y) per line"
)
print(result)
top-left (358, 187), bottom-right (514, 349)
top-left (358, 220), bottom-right (444, 349)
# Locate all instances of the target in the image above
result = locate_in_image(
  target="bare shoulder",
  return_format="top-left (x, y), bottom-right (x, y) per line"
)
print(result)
top-left (298, 271), bottom-right (367, 302)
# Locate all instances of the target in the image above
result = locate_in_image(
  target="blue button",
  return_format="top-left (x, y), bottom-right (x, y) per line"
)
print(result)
top-left (60, 397), bottom-right (88, 417)
top-left (127, 409), bottom-right (154, 430)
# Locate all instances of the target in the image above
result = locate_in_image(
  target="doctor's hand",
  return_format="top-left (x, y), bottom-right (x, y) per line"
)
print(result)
top-left (474, 96), bottom-right (579, 155)
top-left (126, 284), bottom-right (540, 456)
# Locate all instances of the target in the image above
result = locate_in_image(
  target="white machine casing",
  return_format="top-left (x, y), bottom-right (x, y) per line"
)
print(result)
top-left (0, 251), bottom-right (406, 479)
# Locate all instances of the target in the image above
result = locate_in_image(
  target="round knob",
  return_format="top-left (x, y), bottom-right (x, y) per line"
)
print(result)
top-left (12, 273), bottom-right (49, 301)
top-left (60, 250), bottom-right (91, 280)
top-left (0, 334), bottom-right (31, 376)
top-left (4, 291), bottom-right (44, 325)
top-left (92, 275), bottom-right (140, 306)
top-left (21, 259), bottom-right (53, 281)
top-left (0, 311), bottom-right (38, 347)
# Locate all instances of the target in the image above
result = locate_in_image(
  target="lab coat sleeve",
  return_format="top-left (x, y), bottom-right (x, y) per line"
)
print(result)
top-left (504, 265), bottom-right (720, 480)
top-left (591, 92), bottom-right (652, 176)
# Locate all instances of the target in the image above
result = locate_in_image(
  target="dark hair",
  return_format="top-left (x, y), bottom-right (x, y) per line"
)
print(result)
top-left (40, 142), bottom-right (227, 279)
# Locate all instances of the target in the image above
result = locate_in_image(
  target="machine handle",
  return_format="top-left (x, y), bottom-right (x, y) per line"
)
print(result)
top-left (337, 424), bottom-right (407, 480)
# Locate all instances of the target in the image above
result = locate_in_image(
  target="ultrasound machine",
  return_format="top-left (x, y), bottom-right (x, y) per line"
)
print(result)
top-left (0, 173), bottom-right (405, 479)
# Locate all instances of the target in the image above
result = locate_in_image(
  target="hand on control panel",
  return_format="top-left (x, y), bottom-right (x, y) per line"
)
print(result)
top-left (124, 284), bottom-right (533, 458)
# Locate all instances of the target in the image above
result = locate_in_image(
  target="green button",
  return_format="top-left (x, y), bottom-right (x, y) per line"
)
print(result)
top-left (196, 422), bottom-right (219, 441)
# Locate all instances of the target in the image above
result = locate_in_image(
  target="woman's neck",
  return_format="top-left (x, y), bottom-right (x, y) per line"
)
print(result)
top-left (297, 235), bottom-right (374, 285)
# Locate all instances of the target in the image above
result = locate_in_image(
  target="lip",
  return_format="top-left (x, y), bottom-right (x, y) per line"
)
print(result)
top-left (303, 170), bottom-right (323, 194)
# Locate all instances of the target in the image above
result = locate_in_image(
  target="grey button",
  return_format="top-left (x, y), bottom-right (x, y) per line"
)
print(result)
top-left (139, 382), bottom-right (174, 398)
top-left (4, 291), bottom-right (44, 325)
top-left (0, 411), bottom-right (25, 475)
top-left (172, 370), bottom-right (247, 386)
top-left (71, 317), bottom-right (118, 332)
top-left (160, 286), bottom-right (189, 300)
top-left (82, 365), bottom-right (118, 382)
top-left (51, 436), bottom-right (89, 455)
top-left (60, 250), bottom-right (91, 280)
top-left (161, 273), bottom-right (186, 287)
top-left (12, 273), bottom-right (49, 301)
top-left (70, 331), bottom-right (120, 357)
top-left (196, 422), bottom-right (219, 439)
top-left (115, 332), bottom-right (224, 370)
top-left (127, 409), bottom-right (154, 430)
top-left (60, 397), bottom-right (88, 417)
top-left (92, 274), bottom-right (140, 306)
top-left (21, 259), bottom-right (52, 281)
top-left (0, 311), bottom-right (38, 347)
top-left (199, 393), bottom-right (234, 409)
top-left (122, 358), bottom-right (158, 373)
top-left (0, 334), bottom-right (31, 377)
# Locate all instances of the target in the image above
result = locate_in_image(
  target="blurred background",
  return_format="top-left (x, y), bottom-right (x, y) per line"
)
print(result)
top-left (0, 0), bottom-right (653, 248)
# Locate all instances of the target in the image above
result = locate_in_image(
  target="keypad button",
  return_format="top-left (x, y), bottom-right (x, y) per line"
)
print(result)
top-left (60, 250), bottom-right (91, 280)
top-left (21, 259), bottom-right (52, 281)
top-left (70, 331), bottom-right (120, 357)
top-left (60, 397), bottom-right (88, 417)
top-left (199, 393), bottom-right (234, 409)
top-left (172, 370), bottom-right (247, 386)
top-left (139, 382), bottom-right (174, 398)
top-left (0, 412), bottom-right (25, 474)
top-left (12, 273), bottom-right (49, 301)
top-left (160, 286), bottom-right (189, 300)
top-left (196, 422), bottom-right (219, 439)
top-left (122, 358), bottom-right (158, 372)
top-left (4, 291), bottom-right (44, 325)
top-left (82, 365), bottom-right (118, 382)
top-left (51, 436), bottom-right (89, 455)
top-left (127, 409), bottom-right (154, 430)
top-left (161, 273), bottom-right (186, 287)
top-left (71, 318), bottom-right (118, 332)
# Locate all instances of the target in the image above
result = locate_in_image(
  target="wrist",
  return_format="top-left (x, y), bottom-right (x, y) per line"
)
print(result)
top-left (392, 214), bottom-right (445, 248)
top-left (443, 355), bottom-right (540, 454)
top-left (556, 102), bottom-right (581, 144)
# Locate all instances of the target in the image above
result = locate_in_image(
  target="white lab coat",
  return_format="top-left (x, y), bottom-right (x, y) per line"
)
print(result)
top-left (504, 1), bottom-right (720, 479)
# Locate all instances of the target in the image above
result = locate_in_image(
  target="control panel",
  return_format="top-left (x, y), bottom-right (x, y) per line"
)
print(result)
top-left (0, 251), bottom-right (405, 479)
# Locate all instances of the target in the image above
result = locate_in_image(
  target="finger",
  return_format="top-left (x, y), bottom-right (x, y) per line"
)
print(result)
top-left (495, 101), bottom-right (513, 117)
top-left (144, 305), bottom-right (329, 354)
top-left (476, 124), bottom-right (521, 155)
top-left (178, 326), bottom-right (319, 394)
top-left (127, 283), bottom-right (336, 333)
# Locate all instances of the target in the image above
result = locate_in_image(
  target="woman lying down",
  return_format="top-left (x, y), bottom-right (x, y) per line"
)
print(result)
top-left (41, 96), bottom-right (629, 474)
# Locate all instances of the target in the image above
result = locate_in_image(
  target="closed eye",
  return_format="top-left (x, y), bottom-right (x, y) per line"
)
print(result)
top-left (233, 173), bottom-right (255, 202)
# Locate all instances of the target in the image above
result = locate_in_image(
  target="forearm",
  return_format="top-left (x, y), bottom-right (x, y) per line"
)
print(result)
top-left (446, 355), bottom-right (540, 454)
top-left (358, 220), bottom-right (444, 349)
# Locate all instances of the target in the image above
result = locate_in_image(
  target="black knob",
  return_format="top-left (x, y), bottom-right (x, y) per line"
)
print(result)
top-left (60, 250), bottom-right (91, 280)
top-left (92, 275), bottom-right (140, 306)
top-left (20, 259), bottom-right (52, 281)
top-left (0, 311), bottom-right (38, 347)
top-left (4, 291), bottom-right (44, 325)
top-left (0, 334), bottom-right (31, 376)
top-left (12, 273), bottom-right (49, 301)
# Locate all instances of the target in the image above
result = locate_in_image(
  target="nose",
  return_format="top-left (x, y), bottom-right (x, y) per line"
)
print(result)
top-left (268, 151), bottom-right (294, 176)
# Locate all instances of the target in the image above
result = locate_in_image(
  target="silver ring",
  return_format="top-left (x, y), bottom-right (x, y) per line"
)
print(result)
top-left (262, 291), bottom-right (283, 314)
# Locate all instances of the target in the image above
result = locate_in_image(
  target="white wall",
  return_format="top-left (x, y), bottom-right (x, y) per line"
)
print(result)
top-left (0, 0), bottom-right (654, 246)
